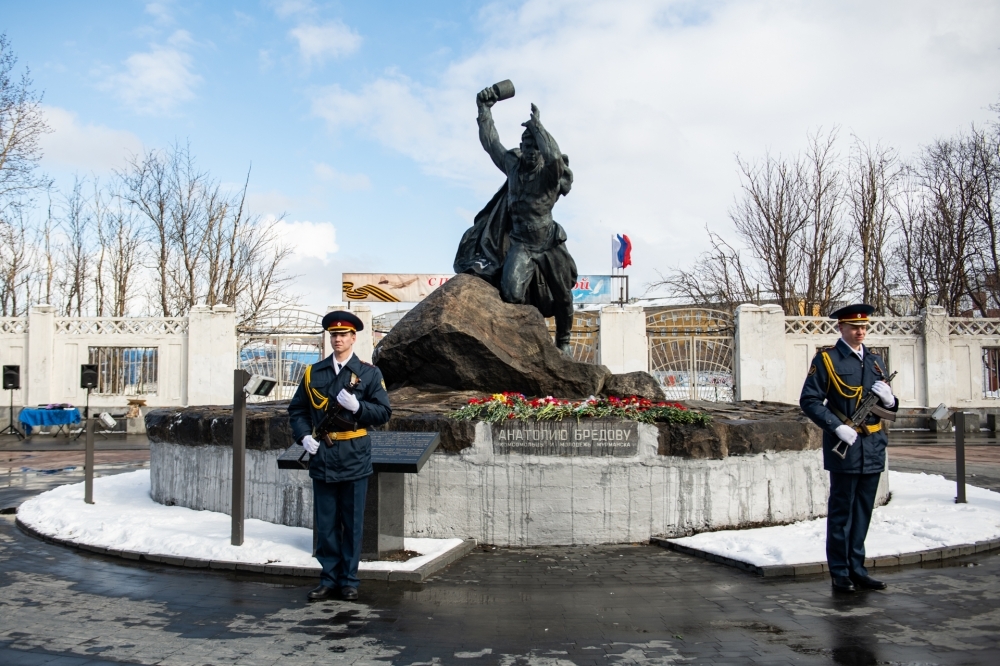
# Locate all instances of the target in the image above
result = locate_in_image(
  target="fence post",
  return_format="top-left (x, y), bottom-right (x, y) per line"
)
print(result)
top-left (733, 304), bottom-right (785, 402)
top-left (923, 306), bottom-right (952, 410)
top-left (187, 305), bottom-right (237, 406)
top-left (955, 411), bottom-right (967, 504)
top-left (598, 305), bottom-right (648, 374)
top-left (26, 305), bottom-right (55, 407)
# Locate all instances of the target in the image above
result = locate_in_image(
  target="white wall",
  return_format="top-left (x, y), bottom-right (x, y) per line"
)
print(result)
top-left (2, 305), bottom-right (237, 410)
top-left (738, 306), bottom-right (1000, 408)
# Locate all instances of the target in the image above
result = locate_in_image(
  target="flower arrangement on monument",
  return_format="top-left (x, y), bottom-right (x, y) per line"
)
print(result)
top-left (451, 393), bottom-right (711, 425)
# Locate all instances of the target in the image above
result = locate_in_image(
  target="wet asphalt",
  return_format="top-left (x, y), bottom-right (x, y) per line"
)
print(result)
top-left (1, 432), bottom-right (999, 665)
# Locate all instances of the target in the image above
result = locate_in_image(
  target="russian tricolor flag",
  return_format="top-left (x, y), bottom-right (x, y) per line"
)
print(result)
top-left (612, 234), bottom-right (632, 269)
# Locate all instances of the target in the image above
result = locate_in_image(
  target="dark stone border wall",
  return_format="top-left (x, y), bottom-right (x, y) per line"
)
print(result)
top-left (145, 399), bottom-right (822, 461)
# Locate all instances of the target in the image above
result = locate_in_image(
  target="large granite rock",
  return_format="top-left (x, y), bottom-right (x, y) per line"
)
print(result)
top-left (373, 273), bottom-right (611, 398)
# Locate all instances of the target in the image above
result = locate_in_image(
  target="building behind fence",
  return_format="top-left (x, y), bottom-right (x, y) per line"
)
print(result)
top-left (3, 302), bottom-right (1000, 424)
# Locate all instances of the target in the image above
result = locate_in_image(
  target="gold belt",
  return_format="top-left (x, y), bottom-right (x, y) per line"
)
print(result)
top-left (855, 422), bottom-right (882, 434)
top-left (325, 429), bottom-right (367, 440)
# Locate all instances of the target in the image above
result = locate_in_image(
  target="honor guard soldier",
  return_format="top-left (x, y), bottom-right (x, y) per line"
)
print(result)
top-left (800, 304), bottom-right (899, 593)
top-left (288, 310), bottom-right (391, 602)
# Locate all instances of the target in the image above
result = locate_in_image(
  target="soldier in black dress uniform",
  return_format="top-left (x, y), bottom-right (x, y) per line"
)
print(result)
top-left (800, 304), bottom-right (899, 593)
top-left (288, 311), bottom-right (391, 602)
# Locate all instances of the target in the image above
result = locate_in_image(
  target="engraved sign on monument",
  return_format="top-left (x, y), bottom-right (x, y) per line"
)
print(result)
top-left (492, 420), bottom-right (639, 456)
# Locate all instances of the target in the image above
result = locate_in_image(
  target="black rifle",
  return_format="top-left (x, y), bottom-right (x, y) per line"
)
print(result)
top-left (832, 370), bottom-right (898, 459)
top-left (315, 374), bottom-right (361, 447)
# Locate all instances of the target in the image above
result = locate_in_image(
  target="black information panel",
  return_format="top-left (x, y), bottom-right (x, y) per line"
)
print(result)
top-left (277, 431), bottom-right (441, 473)
top-left (371, 431), bottom-right (440, 473)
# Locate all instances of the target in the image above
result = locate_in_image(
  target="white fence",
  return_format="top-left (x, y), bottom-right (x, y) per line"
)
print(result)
top-left (0, 305), bottom-right (236, 413)
top-left (736, 304), bottom-right (1000, 408)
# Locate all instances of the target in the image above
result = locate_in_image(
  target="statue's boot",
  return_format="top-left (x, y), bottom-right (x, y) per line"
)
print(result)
top-left (555, 304), bottom-right (573, 356)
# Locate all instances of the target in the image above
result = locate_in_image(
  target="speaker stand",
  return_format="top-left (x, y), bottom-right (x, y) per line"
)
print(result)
top-left (74, 389), bottom-right (107, 441)
top-left (1, 389), bottom-right (24, 440)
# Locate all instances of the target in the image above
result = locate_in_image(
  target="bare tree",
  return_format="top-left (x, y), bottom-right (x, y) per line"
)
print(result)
top-left (847, 138), bottom-right (899, 313)
top-left (57, 178), bottom-right (92, 316)
top-left (799, 129), bottom-right (850, 315)
top-left (0, 33), bottom-right (50, 210)
top-left (0, 212), bottom-right (34, 315)
top-left (119, 148), bottom-right (172, 316)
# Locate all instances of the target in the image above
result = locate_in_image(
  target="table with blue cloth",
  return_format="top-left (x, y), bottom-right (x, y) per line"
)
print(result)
top-left (19, 408), bottom-right (82, 436)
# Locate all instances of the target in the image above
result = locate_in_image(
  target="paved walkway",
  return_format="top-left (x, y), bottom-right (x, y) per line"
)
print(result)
top-left (1, 433), bottom-right (999, 664)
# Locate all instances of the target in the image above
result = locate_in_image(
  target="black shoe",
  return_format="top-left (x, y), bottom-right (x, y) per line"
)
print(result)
top-left (307, 585), bottom-right (338, 602)
top-left (831, 576), bottom-right (856, 593)
top-left (850, 574), bottom-right (887, 590)
top-left (340, 586), bottom-right (358, 601)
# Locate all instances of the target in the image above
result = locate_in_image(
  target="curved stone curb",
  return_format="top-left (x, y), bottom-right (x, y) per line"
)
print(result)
top-left (16, 516), bottom-right (476, 582)
top-left (651, 535), bottom-right (1000, 577)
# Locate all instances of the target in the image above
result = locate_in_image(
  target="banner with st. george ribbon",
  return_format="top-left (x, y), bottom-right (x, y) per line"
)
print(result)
top-left (343, 273), bottom-right (614, 304)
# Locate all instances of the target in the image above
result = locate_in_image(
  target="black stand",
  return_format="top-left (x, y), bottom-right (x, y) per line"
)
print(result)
top-left (74, 389), bottom-right (106, 441)
top-left (1, 389), bottom-right (23, 439)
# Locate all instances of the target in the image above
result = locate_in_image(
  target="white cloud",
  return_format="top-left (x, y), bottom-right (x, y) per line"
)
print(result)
top-left (39, 106), bottom-right (144, 171)
top-left (145, 1), bottom-right (173, 24)
top-left (313, 163), bottom-right (372, 191)
top-left (290, 22), bottom-right (362, 64)
top-left (273, 219), bottom-right (339, 260)
top-left (309, 0), bottom-right (1000, 291)
top-left (246, 190), bottom-right (298, 215)
top-left (104, 31), bottom-right (201, 115)
top-left (269, 0), bottom-right (316, 19)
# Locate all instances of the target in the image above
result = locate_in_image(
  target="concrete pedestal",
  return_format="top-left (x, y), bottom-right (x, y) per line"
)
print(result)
top-left (362, 472), bottom-right (404, 559)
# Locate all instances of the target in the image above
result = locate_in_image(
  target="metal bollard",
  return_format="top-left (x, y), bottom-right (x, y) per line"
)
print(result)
top-left (955, 412), bottom-right (967, 504)
top-left (84, 417), bottom-right (95, 504)
top-left (232, 369), bottom-right (249, 546)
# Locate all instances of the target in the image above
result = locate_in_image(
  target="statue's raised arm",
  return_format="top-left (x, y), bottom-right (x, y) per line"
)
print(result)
top-left (476, 87), bottom-right (510, 173)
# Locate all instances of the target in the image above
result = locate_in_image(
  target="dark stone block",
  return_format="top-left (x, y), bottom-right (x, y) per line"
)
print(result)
top-left (601, 372), bottom-right (666, 401)
top-left (373, 273), bottom-right (611, 398)
top-left (656, 401), bottom-right (822, 459)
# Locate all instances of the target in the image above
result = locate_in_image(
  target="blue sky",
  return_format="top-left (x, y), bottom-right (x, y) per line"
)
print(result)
top-left (4, 0), bottom-right (1000, 313)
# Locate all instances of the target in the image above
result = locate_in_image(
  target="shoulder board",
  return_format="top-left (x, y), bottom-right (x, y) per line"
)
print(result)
top-left (812, 346), bottom-right (834, 357)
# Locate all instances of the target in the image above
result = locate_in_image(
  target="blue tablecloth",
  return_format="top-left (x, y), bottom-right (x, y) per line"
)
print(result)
top-left (19, 408), bottom-right (82, 435)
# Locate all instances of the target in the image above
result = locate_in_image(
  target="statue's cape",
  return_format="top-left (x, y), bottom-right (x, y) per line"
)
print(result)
top-left (453, 182), bottom-right (511, 287)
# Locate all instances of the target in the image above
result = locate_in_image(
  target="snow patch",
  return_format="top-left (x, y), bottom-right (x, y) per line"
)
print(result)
top-left (17, 469), bottom-right (464, 571)
top-left (669, 471), bottom-right (1000, 567)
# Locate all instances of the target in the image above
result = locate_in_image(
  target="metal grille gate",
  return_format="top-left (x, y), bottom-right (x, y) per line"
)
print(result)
top-left (237, 309), bottom-right (325, 402)
top-left (646, 309), bottom-right (735, 402)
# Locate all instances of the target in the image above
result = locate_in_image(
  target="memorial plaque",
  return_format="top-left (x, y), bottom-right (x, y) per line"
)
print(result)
top-left (277, 431), bottom-right (441, 473)
top-left (371, 431), bottom-right (440, 473)
top-left (492, 420), bottom-right (639, 456)
top-left (277, 442), bottom-right (310, 470)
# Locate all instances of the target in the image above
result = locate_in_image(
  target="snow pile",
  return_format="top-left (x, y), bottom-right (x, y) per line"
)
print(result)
top-left (17, 469), bottom-right (464, 572)
top-left (669, 471), bottom-right (1000, 567)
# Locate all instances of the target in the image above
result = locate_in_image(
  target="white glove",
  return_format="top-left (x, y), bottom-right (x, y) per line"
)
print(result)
top-left (834, 424), bottom-right (858, 446)
top-left (871, 381), bottom-right (895, 408)
top-left (337, 388), bottom-right (360, 413)
top-left (301, 435), bottom-right (320, 455)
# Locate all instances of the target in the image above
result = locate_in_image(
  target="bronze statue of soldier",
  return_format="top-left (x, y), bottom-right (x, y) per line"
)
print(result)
top-left (454, 80), bottom-right (578, 354)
